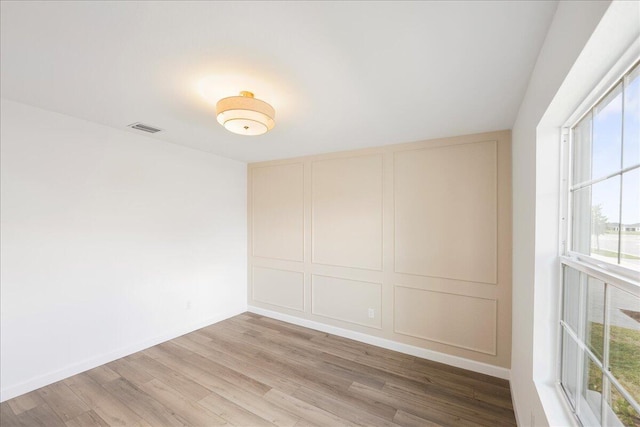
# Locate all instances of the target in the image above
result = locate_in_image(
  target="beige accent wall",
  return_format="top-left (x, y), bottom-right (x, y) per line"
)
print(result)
top-left (248, 130), bottom-right (512, 368)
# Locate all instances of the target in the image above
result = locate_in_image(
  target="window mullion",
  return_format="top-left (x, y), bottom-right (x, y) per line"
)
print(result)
top-left (616, 80), bottom-right (625, 266)
top-left (575, 271), bottom-right (587, 417)
top-left (601, 283), bottom-right (611, 424)
top-left (570, 163), bottom-right (640, 191)
top-left (616, 176), bottom-right (624, 266)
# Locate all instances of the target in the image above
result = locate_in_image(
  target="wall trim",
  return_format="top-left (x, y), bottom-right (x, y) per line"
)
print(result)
top-left (248, 305), bottom-right (511, 380)
top-left (393, 285), bottom-right (498, 356)
top-left (0, 306), bottom-right (246, 402)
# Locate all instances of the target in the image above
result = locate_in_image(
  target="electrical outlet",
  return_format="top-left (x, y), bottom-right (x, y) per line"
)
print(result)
top-left (368, 308), bottom-right (375, 318)
top-left (186, 300), bottom-right (192, 310)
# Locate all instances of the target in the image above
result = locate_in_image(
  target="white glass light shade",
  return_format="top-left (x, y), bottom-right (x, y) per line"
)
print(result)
top-left (215, 91), bottom-right (275, 136)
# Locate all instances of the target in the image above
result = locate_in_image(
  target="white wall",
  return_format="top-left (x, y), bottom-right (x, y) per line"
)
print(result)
top-left (0, 99), bottom-right (248, 401)
top-left (511, 1), bottom-right (640, 425)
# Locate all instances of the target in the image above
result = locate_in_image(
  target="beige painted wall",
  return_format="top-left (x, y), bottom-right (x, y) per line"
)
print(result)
top-left (248, 130), bottom-right (512, 368)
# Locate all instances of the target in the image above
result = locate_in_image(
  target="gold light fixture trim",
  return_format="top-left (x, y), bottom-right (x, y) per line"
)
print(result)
top-left (215, 91), bottom-right (275, 136)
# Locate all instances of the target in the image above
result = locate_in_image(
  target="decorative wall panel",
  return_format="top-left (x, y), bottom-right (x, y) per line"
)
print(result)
top-left (252, 267), bottom-right (304, 311)
top-left (394, 141), bottom-right (497, 284)
top-left (312, 155), bottom-right (383, 270)
top-left (312, 275), bottom-right (382, 328)
top-left (252, 163), bottom-right (304, 261)
top-left (394, 286), bottom-right (497, 355)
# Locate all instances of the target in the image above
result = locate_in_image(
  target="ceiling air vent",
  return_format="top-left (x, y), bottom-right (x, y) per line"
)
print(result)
top-left (127, 122), bottom-right (162, 134)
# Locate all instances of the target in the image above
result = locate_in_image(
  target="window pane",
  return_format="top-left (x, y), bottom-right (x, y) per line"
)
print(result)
top-left (572, 186), bottom-right (592, 254)
top-left (606, 383), bottom-right (640, 427)
top-left (593, 83), bottom-right (623, 179)
top-left (574, 112), bottom-right (593, 185)
top-left (573, 177), bottom-right (622, 260)
top-left (623, 65), bottom-right (640, 169)
top-left (620, 169), bottom-right (640, 270)
top-left (592, 176), bottom-right (621, 263)
top-left (608, 285), bottom-right (640, 405)
top-left (586, 277), bottom-right (605, 362)
top-left (562, 328), bottom-right (580, 408)
top-left (591, 176), bottom-right (620, 264)
top-left (563, 266), bottom-right (582, 333)
top-left (581, 353), bottom-right (603, 424)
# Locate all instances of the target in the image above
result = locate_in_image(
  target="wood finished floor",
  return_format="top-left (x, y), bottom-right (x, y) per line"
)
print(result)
top-left (0, 313), bottom-right (516, 426)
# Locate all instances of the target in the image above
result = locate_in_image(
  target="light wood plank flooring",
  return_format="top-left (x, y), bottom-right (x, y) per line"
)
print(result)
top-left (0, 313), bottom-right (516, 426)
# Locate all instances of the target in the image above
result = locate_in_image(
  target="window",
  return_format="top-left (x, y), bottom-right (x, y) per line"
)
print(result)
top-left (560, 61), bottom-right (640, 427)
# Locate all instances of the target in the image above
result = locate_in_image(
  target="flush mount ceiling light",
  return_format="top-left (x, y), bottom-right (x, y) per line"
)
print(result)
top-left (215, 91), bottom-right (275, 136)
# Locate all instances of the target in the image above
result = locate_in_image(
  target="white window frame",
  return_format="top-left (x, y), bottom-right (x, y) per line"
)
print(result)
top-left (558, 53), bottom-right (640, 427)
top-left (563, 59), bottom-right (640, 278)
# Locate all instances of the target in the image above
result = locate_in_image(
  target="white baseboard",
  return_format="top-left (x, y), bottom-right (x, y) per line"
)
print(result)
top-left (0, 306), bottom-right (245, 402)
top-left (248, 305), bottom-right (511, 380)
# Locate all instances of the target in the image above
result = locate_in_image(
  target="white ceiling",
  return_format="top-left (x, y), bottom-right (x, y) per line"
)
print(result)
top-left (1, 1), bottom-right (558, 163)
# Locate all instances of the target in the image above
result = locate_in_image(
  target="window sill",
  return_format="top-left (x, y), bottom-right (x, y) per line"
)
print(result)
top-left (536, 381), bottom-right (579, 427)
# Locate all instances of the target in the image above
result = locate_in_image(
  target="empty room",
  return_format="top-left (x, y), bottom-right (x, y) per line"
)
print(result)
top-left (1, 1), bottom-right (639, 426)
